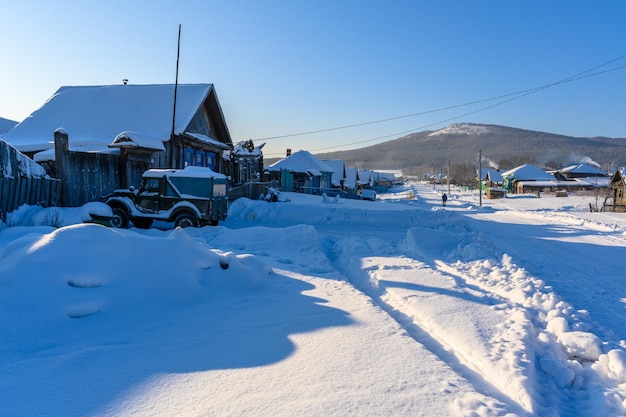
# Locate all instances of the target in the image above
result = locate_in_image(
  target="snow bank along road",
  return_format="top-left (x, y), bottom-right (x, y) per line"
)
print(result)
top-left (219, 184), bottom-right (626, 416)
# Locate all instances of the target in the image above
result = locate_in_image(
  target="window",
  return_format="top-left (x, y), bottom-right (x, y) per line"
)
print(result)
top-left (183, 148), bottom-right (194, 168)
top-left (213, 183), bottom-right (227, 197)
top-left (187, 108), bottom-right (210, 137)
top-left (143, 178), bottom-right (160, 194)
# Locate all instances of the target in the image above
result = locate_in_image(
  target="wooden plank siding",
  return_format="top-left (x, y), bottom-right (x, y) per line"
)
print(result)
top-left (0, 176), bottom-right (61, 221)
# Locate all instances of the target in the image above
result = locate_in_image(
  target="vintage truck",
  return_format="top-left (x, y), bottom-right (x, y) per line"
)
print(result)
top-left (105, 166), bottom-right (228, 229)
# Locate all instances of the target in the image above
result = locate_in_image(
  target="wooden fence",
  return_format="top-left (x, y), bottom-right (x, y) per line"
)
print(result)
top-left (0, 176), bottom-right (62, 222)
top-left (228, 181), bottom-right (280, 201)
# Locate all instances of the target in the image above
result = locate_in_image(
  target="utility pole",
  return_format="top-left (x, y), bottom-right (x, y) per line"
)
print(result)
top-left (170, 24), bottom-right (181, 168)
top-left (447, 158), bottom-right (451, 195)
top-left (478, 149), bottom-right (482, 207)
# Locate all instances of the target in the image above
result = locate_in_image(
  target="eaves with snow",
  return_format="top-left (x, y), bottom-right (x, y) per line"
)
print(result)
top-left (3, 84), bottom-right (232, 159)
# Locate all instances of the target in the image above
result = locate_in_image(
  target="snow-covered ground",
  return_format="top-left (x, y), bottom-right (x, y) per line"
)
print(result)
top-left (1, 183), bottom-right (625, 416)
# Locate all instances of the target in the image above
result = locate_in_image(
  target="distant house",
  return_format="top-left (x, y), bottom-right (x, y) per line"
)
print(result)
top-left (501, 164), bottom-right (558, 194)
top-left (344, 167), bottom-right (361, 193)
top-left (358, 169), bottom-right (399, 192)
top-left (323, 159), bottom-right (346, 189)
top-left (232, 139), bottom-right (264, 185)
top-left (557, 163), bottom-right (608, 179)
top-left (480, 168), bottom-right (503, 188)
top-left (3, 84), bottom-right (235, 206)
top-left (551, 163), bottom-right (610, 191)
top-left (358, 170), bottom-right (378, 188)
top-left (265, 150), bottom-right (334, 192)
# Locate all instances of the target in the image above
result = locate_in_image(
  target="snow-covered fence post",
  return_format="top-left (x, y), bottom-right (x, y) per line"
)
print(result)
top-left (54, 128), bottom-right (70, 207)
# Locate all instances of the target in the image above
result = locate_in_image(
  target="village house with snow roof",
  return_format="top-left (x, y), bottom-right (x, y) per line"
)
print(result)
top-left (265, 150), bottom-right (335, 193)
top-left (323, 159), bottom-right (346, 189)
top-left (2, 83), bottom-right (242, 206)
top-left (551, 163), bottom-right (610, 190)
top-left (501, 164), bottom-right (559, 194)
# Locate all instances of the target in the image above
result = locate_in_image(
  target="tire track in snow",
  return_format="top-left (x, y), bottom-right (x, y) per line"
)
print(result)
top-left (322, 233), bottom-right (529, 416)
top-left (411, 207), bottom-right (626, 416)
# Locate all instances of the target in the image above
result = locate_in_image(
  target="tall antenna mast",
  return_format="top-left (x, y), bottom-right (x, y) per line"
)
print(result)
top-left (170, 24), bottom-right (181, 168)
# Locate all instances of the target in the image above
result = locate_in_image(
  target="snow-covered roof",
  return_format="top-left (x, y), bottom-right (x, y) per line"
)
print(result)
top-left (344, 167), bottom-right (360, 189)
top-left (516, 180), bottom-right (561, 187)
top-left (266, 150), bottom-right (334, 174)
top-left (481, 168), bottom-right (503, 183)
top-left (0, 117), bottom-right (18, 136)
top-left (233, 140), bottom-right (264, 157)
top-left (0, 138), bottom-right (47, 178)
top-left (3, 84), bottom-right (216, 153)
top-left (359, 170), bottom-right (378, 184)
top-left (501, 164), bottom-right (555, 181)
top-left (559, 163), bottom-right (608, 176)
top-left (570, 177), bottom-right (611, 187)
top-left (323, 159), bottom-right (345, 187)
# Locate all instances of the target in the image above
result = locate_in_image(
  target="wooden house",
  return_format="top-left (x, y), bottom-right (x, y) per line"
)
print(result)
top-left (501, 164), bottom-right (558, 194)
top-left (557, 163), bottom-right (608, 179)
top-left (551, 163), bottom-right (610, 193)
top-left (3, 84), bottom-right (234, 206)
top-left (232, 139), bottom-right (264, 185)
top-left (481, 168), bottom-right (503, 188)
top-left (265, 150), bottom-right (334, 193)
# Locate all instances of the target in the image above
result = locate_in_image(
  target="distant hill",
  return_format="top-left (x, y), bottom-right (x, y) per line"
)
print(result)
top-left (301, 123), bottom-right (626, 177)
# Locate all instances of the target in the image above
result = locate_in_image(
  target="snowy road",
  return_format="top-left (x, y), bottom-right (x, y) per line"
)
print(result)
top-left (1, 183), bottom-right (625, 416)
top-left (219, 184), bottom-right (626, 416)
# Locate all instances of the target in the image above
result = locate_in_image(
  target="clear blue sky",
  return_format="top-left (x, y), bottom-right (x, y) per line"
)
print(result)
top-left (2, 0), bottom-right (625, 158)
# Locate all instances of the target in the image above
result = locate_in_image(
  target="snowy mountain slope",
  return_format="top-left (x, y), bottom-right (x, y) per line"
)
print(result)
top-left (314, 123), bottom-right (626, 175)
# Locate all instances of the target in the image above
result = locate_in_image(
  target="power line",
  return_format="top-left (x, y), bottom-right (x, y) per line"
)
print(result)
top-left (262, 63), bottom-right (626, 157)
top-left (254, 54), bottom-right (626, 144)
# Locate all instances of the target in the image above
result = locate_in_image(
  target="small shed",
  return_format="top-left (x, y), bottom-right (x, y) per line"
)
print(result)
top-left (605, 168), bottom-right (626, 212)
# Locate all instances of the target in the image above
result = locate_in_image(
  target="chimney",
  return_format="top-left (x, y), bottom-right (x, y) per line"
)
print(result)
top-left (286, 148), bottom-right (291, 156)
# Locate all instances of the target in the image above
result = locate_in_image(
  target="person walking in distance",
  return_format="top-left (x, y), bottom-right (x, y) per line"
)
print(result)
top-left (442, 193), bottom-right (448, 207)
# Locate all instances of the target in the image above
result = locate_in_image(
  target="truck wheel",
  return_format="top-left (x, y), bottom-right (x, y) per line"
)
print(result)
top-left (110, 208), bottom-right (129, 228)
top-left (174, 212), bottom-right (199, 228)
top-left (132, 218), bottom-right (153, 229)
